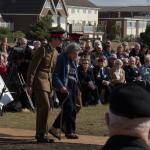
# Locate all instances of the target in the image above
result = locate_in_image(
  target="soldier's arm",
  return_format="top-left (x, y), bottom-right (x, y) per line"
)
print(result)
top-left (51, 50), bottom-right (58, 73)
top-left (52, 54), bottom-right (64, 90)
top-left (27, 48), bottom-right (44, 86)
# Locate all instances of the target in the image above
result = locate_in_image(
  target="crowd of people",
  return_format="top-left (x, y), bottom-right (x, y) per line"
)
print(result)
top-left (0, 35), bottom-right (150, 107)
top-left (0, 31), bottom-right (150, 143)
top-left (76, 40), bottom-right (150, 105)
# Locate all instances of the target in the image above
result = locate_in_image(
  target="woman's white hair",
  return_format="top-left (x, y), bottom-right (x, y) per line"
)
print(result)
top-left (114, 59), bottom-right (123, 67)
top-left (65, 42), bottom-right (81, 53)
top-left (33, 40), bottom-right (41, 45)
top-left (145, 54), bottom-right (150, 62)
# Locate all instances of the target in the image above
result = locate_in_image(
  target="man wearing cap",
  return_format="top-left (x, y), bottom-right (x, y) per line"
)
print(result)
top-left (27, 30), bottom-right (64, 143)
top-left (102, 81), bottom-right (150, 150)
top-left (93, 56), bottom-right (111, 104)
top-left (69, 33), bottom-right (83, 43)
top-left (49, 42), bottom-right (81, 139)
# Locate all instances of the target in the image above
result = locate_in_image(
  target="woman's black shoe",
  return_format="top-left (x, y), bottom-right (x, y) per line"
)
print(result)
top-left (65, 133), bottom-right (79, 139)
top-left (37, 137), bottom-right (54, 143)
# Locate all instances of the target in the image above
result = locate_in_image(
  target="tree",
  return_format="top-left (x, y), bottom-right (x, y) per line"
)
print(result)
top-left (140, 24), bottom-right (150, 48)
top-left (110, 23), bottom-right (121, 40)
top-left (0, 27), bottom-right (14, 42)
top-left (14, 31), bottom-right (26, 39)
top-left (26, 16), bottom-right (53, 40)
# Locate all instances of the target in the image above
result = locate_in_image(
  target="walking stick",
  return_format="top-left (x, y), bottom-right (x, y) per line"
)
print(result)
top-left (59, 92), bottom-right (70, 139)
top-left (17, 73), bottom-right (35, 112)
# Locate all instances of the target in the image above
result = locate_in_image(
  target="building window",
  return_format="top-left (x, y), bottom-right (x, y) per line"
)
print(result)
top-left (45, 1), bottom-right (52, 9)
top-left (83, 9), bottom-right (86, 14)
top-left (82, 21), bottom-right (86, 25)
top-left (94, 21), bottom-right (97, 26)
top-left (68, 8), bottom-right (71, 13)
top-left (139, 21), bottom-right (147, 28)
top-left (94, 10), bottom-right (97, 14)
top-left (72, 20), bottom-right (75, 25)
top-left (88, 9), bottom-right (91, 14)
top-left (88, 21), bottom-right (92, 25)
top-left (57, 2), bottom-right (63, 9)
top-left (77, 9), bottom-right (80, 13)
top-left (127, 20), bottom-right (136, 28)
top-left (71, 8), bottom-right (75, 14)
top-left (52, 15), bottom-right (57, 24)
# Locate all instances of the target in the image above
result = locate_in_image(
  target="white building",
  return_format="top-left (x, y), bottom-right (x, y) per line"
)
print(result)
top-left (0, 0), bottom-right (68, 32)
top-left (0, 14), bottom-right (13, 30)
top-left (41, 0), bottom-right (68, 30)
top-left (98, 6), bottom-right (150, 39)
top-left (65, 0), bottom-right (103, 39)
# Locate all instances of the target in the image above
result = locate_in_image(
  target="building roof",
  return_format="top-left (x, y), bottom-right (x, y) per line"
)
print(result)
top-left (65, 0), bottom-right (98, 8)
top-left (0, 0), bottom-right (46, 14)
top-left (99, 6), bottom-right (150, 12)
top-left (53, 0), bottom-right (68, 16)
top-left (53, 0), bottom-right (59, 6)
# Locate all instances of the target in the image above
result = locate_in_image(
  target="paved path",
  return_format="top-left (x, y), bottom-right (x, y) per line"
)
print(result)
top-left (0, 128), bottom-right (108, 145)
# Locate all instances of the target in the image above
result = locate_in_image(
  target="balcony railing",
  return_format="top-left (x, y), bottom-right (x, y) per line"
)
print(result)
top-left (71, 25), bottom-right (105, 33)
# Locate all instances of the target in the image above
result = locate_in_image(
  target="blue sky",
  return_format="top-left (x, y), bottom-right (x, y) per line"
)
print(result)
top-left (91, 0), bottom-right (149, 6)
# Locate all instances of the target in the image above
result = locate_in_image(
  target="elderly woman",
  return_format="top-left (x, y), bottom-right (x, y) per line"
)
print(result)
top-left (117, 44), bottom-right (129, 59)
top-left (49, 42), bottom-right (81, 140)
top-left (78, 58), bottom-right (99, 106)
top-left (32, 41), bottom-right (41, 56)
top-left (124, 56), bottom-right (141, 83)
top-left (135, 56), bottom-right (142, 69)
top-left (110, 59), bottom-right (125, 85)
top-left (122, 58), bottom-right (129, 69)
top-left (140, 55), bottom-right (150, 81)
top-left (108, 54), bottom-right (117, 68)
top-left (103, 40), bottom-right (115, 59)
top-left (122, 41), bottom-right (130, 53)
top-left (91, 40), bottom-right (103, 66)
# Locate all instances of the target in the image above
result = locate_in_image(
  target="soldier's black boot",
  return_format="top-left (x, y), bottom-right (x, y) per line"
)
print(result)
top-left (36, 134), bottom-right (54, 143)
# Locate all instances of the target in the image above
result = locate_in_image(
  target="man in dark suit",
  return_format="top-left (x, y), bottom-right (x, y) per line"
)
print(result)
top-left (124, 56), bottom-right (141, 83)
top-left (93, 56), bottom-right (111, 104)
top-left (102, 81), bottom-right (150, 150)
top-left (10, 38), bottom-right (32, 81)
top-left (129, 43), bottom-right (141, 57)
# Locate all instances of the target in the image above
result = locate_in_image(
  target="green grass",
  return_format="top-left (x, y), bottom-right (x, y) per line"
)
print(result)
top-left (0, 105), bottom-right (108, 136)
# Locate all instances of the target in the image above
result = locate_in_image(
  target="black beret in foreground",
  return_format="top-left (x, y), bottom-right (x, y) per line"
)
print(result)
top-left (110, 82), bottom-right (150, 118)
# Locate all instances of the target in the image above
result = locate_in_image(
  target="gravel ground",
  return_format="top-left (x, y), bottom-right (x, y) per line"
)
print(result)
top-left (0, 138), bottom-right (102, 150)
